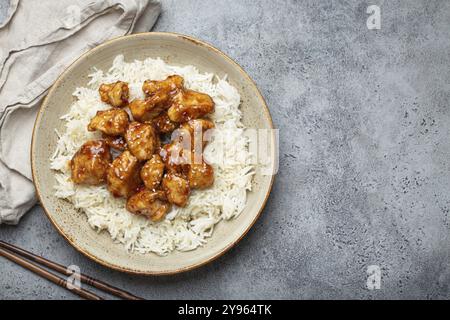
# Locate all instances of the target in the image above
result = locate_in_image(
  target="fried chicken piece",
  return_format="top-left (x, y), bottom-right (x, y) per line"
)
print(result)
top-left (151, 112), bottom-right (178, 134)
top-left (102, 134), bottom-right (127, 151)
top-left (125, 122), bottom-right (158, 161)
top-left (141, 155), bottom-right (165, 190)
top-left (99, 81), bottom-right (129, 107)
top-left (160, 144), bottom-right (213, 189)
top-left (70, 140), bottom-right (111, 185)
top-left (88, 108), bottom-right (129, 136)
top-left (126, 189), bottom-right (171, 222)
top-left (167, 89), bottom-right (214, 123)
top-left (162, 173), bottom-right (190, 207)
top-left (129, 75), bottom-right (184, 122)
top-left (129, 98), bottom-right (165, 122)
top-left (159, 141), bottom-right (190, 174)
top-left (187, 161), bottom-right (214, 189)
top-left (176, 118), bottom-right (215, 150)
top-left (106, 150), bottom-right (142, 198)
top-left (142, 75), bottom-right (184, 101)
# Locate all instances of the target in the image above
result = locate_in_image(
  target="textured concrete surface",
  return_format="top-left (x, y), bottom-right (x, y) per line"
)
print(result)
top-left (1, 0), bottom-right (450, 299)
top-left (0, 0), bottom-right (7, 22)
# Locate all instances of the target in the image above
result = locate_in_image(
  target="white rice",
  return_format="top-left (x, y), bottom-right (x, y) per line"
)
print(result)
top-left (50, 55), bottom-right (254, 255)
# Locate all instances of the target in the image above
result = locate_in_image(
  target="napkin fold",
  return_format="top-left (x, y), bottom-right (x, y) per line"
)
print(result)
top-left (0, 0), bottom-right (161, 224)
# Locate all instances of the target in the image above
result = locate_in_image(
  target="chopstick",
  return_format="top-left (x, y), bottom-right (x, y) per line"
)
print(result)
top-left (0, 240), bottom-right (144, 300)
top-left (0, 246), bottom-right (102, 300)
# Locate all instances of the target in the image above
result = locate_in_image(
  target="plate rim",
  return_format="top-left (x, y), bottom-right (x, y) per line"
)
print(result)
top-left (31, 31), bottom-right (275, 275)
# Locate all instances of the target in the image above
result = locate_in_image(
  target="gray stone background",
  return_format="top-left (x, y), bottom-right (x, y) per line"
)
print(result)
top-left (1, 0), bottom-right (450, 300)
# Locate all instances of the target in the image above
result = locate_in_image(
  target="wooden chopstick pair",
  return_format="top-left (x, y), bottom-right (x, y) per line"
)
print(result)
top-left (0, 240), bottom-right (144, 300)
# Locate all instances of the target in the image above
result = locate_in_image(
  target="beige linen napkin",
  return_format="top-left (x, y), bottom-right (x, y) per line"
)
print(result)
top-left (0, 0), bottom-right (161, 224)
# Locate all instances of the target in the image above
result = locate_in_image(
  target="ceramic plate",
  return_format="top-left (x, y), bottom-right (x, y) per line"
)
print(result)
top-left (31, 32), bottom-right (275, 275)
